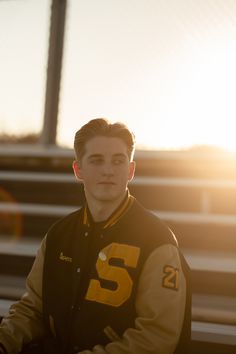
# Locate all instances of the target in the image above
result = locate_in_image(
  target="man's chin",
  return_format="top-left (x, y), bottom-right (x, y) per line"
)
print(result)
top-left (95, 195), bottom-right (117, 202)
top-left (94, 191), bottom-right (120, 202)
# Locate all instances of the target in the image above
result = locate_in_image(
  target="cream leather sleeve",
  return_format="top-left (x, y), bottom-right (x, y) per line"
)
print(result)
top-left (79, 244), bottom-right (186, 354)
top-left (0, 237), bottom-right (46, 354)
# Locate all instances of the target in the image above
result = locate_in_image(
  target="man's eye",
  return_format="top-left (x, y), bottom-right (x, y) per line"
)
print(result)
top-left (113, 159), bottom-right (124, 165)
top-left (90, 159), bottom-right (103, 164)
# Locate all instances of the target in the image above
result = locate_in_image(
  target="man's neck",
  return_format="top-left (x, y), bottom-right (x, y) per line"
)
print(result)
top-left (85, 194), bottom-right (127, 222)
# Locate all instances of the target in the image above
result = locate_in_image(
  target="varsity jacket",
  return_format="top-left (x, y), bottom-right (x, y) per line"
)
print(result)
top-left (0, 195), bottom-right (190, 354)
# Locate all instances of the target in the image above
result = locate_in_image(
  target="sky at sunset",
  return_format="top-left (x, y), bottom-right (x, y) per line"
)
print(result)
top-left (1, 0), bottom-right (236, 152)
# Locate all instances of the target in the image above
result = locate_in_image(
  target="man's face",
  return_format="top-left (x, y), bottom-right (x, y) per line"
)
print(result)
top-left (73, 136), bottom-right (135, 204)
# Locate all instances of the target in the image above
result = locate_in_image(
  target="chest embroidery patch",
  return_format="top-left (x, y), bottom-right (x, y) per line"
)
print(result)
top-left (59, 252), bottom-right (72, 263)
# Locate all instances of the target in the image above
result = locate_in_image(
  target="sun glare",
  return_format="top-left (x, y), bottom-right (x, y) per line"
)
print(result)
top-left (134, 34), bottom-right (236, 153)
top-left (176, 39), bottom-right (236, 153)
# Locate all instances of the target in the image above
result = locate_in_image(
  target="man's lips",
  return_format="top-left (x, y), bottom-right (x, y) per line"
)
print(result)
top-left (98, 181), bottom-right (116, 185)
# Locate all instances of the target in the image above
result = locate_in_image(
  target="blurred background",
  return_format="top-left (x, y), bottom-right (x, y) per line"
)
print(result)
top-left (0, 1), bottom-right (236, 353)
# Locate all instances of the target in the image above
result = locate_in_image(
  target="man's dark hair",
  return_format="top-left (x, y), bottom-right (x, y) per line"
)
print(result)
top-left (74, 118), bottom-right (135, 162)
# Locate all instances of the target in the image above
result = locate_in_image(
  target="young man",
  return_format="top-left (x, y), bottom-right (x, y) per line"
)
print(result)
top-left (0, 118), bottom-right (191, 354)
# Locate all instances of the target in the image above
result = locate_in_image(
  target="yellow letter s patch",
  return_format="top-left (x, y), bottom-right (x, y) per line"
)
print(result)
top-left (86, 243), bottom-right (140, 307)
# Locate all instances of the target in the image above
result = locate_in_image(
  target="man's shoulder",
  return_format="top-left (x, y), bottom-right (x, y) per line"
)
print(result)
top-left (130, 199), bottom-right (168, 228)
top-left (46, 207), bottom-right (83, 239)
top-left (127, 199), bottom-right (178, 246)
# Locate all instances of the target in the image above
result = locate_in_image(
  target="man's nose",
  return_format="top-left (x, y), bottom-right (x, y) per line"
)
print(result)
top-left (102, 163), bottom-right (114, 175)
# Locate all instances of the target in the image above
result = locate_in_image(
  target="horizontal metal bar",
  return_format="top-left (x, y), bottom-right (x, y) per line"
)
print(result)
top-left (0, 299), bottom-right (14, 317)
top-left (153, 210), bottom-right (236, 226)
top-left (0, 202), bottom-right (76, 216)
top-left (134, 176), bottom-right (236, 189)
top-left (0, 237), bottom-right (40, 257)
top-left (0, 275), bottom-right (26, 300)
top-left (184, 250), bottom-right (236, 274)
top-left (192, 321), bottom-right (236, 345)
top-left (0, 145), bottom-right (74, 158)
top-left (192, 294), bottom-right (236, 325)
top-left (1, 145), bottom-right (236, 162)
top-left (1, 171), bottom-right (236, 189)
top-left (0, 171), bottom-right (75, 183)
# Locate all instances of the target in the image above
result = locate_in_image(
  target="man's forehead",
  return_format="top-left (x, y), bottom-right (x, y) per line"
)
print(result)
top-left (87, 152), bottom-right (127, 159)
top-left (84, 136), bottom-right (128, 155)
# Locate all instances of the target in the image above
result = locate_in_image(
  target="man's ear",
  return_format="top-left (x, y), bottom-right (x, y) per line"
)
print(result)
top-left (72, 160), bottom-right (83, 180)
top-left (128, 161), bottom-right (136, 182)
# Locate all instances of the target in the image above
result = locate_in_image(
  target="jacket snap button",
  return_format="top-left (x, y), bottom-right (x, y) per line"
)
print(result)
top-left (99, 251), bottom-right (106, 261)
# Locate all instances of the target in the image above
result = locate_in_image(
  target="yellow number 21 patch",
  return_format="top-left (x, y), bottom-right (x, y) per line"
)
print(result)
top-left (162, 265), bottom-right (179, 291)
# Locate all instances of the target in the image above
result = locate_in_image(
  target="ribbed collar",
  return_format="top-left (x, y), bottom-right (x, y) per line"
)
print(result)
top-left (83, 192), bottom-right (134, 229)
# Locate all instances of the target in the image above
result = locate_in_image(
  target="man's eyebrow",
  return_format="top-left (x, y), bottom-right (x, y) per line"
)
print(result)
top-left (112, 153), bottom-right (127, 158)
top-left (87, 153), bottom-right (127, 159)
top-left (87, 154), bottom-right (103, 160)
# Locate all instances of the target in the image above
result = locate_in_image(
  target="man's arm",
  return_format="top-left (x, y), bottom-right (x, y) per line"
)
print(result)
top-left (79, 244), bottom-right (187, 354)
top-left (0, 237), bottom-right (46, 354)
